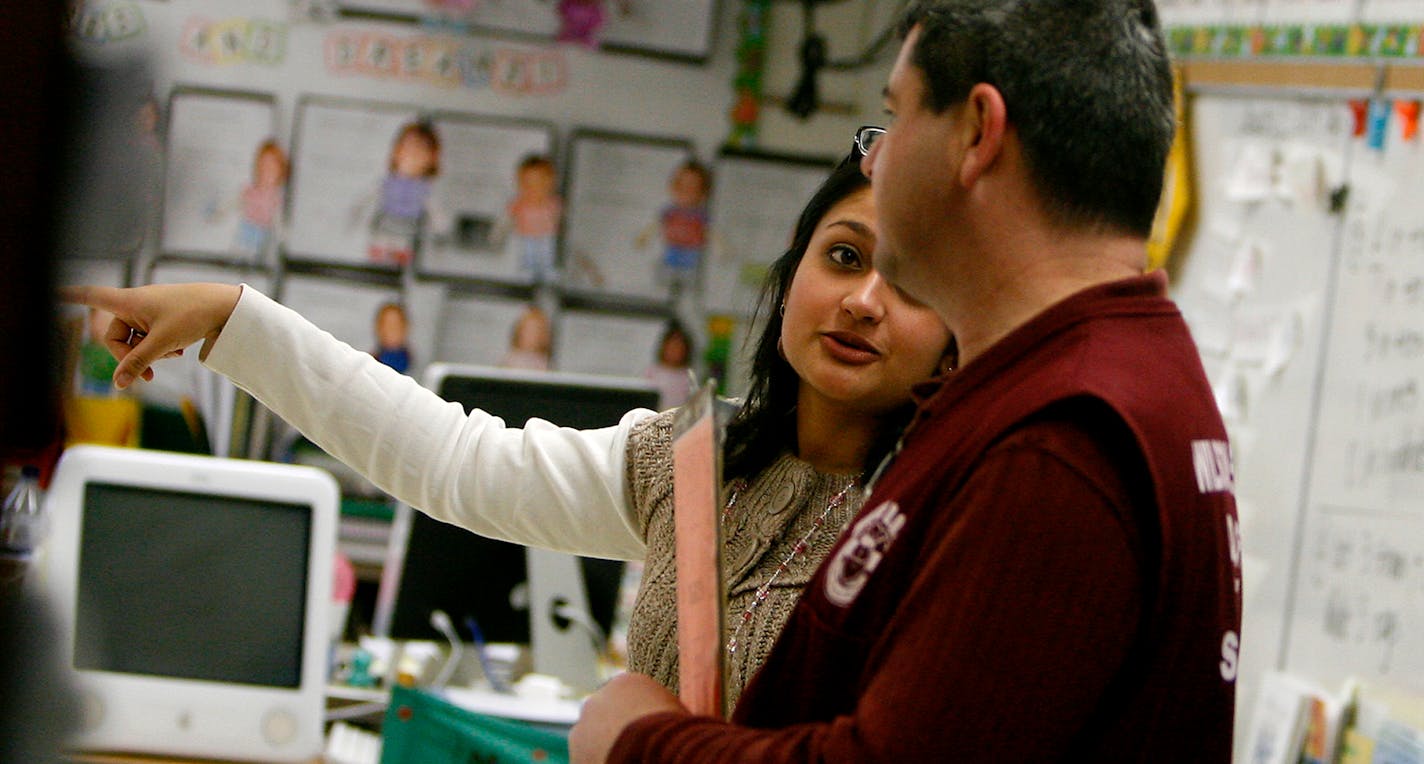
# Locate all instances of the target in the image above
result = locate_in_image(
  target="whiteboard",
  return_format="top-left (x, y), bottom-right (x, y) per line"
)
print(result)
top-left (1172, 85), bottom-right (1424, 754)
top-left (1171, 96), bottom-right (1352, 745)
top-left (1284, 116), bottom-right (1424, 697)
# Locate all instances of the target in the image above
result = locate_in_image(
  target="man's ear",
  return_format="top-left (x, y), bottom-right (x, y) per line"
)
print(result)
top-left (958, 83), bottom-right (1008, 188)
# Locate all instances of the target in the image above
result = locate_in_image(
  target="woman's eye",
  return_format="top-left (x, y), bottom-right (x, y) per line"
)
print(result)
top-left (827, 244), bottom-right (863, 268)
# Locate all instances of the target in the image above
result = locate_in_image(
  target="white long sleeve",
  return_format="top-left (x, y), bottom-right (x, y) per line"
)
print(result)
top-left (203, 285), bottom-right (652, 560)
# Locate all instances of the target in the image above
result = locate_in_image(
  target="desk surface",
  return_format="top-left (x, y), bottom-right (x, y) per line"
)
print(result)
top-left (439, 685), bottom-right (582, 726)
top-left (327, 682), bottom-right (583, 726)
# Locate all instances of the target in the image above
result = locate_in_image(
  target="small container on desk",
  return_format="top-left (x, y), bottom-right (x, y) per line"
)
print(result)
top-left (381, 684), bottom-right (579, 764)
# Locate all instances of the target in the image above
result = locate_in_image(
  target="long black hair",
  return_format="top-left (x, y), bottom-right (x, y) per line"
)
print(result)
top-left (722, 154), bottom-right (914, 482)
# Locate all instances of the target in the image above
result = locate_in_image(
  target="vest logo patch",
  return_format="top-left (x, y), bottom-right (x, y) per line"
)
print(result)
top-left (1191, 439), bottom-right (1235, 494)
top-left (824, 500), bottom-right (906, 607)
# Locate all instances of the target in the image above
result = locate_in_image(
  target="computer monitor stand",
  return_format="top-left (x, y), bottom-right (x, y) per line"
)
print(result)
top-left (526, 547), bottom-right (602, 694)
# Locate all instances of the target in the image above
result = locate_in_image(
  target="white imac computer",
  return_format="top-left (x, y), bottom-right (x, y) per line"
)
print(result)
top-left (373, 363), bottom-right (660, 693)
top-left (40, 444), bottom-right (339, 763)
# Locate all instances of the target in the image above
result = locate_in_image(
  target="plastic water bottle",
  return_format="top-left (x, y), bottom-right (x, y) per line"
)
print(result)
top-left (1, 465), bottom-right (46, 588)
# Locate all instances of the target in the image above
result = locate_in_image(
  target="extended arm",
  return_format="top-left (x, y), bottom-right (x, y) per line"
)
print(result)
top-left (62, 283), bottom-right (651, 559)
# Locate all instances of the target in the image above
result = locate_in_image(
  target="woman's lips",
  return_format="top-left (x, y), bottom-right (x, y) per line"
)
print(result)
top-left (820, 331), bottom-right (882, 364)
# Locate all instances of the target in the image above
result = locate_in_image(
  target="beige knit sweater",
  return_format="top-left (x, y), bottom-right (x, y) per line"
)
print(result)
top-left (622, 410), bottom-right (864, 711)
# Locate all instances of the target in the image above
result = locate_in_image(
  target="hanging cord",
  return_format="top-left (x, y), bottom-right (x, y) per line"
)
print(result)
top-left (786, 0), bottom-right (828, 119)
top-left (784, 0), bottom-right (908, 118)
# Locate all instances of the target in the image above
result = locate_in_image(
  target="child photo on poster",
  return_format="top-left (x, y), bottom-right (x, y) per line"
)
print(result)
top-left (636, 159), bottom-right (714, 297)
top-left (500, 304), bottom-right (553, 372)
top-left (159, 89), bottom-right (279, 263)
top-left (371, 302), bottom-right (413, 375)
top-left (645, 319), bottom-right (695, 410)
top-left (502, 154), bottom-right (563, 284)
top-left (210, 139), bottom-right (288, 260)
top-left (284, 98), bottom-right (422, 268)
top-left (561, 130), bottom-right (696, 300)
top-left (414, 116), bottom-right (555, 283)
top-left (364, 120), bottom-right (443, 267)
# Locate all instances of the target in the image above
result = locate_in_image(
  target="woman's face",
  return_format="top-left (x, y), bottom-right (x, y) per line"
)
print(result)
top-left (780, 188), bottom-right (950, 418)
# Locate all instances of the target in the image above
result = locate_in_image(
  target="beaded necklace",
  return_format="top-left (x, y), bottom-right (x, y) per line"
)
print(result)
top-left (722, 477), bottom-right (860, 656)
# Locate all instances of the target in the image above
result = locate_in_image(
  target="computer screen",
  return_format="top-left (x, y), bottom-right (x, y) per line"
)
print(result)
top-left (75, 483), bottom-right (311, 687)
top-left (374, 364), bottom-right (660, 649)
top-left (41, 445), bottom-right (338, 763)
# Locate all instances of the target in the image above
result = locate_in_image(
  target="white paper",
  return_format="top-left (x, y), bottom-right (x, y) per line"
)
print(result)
top-left (1226, 142), bottom-right (1277, 203)
top-left (1243, 672), bottom-right (1315, 764)
top-left (553, 310), bottom-right (668, 378)
top-left (1275, 144), bottom-right (1325, 209)
top-left (433, 294), bottom-right (531, 368)
top-left (1227, 238), bottom-right (1267, 299)
top-left (160, 92), bottom-right (278, 261)
top-left (1262, 308), bottom-right (1304, 378)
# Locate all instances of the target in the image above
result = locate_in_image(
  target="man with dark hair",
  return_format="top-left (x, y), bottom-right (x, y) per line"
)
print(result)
top-left (569, 1), bottom-right (1240, 761)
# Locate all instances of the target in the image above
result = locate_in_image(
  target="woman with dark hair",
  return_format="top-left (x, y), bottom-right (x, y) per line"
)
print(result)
top-left (723, 156), bottom-right (931, 483)
top-left (64, 154), bottom-right (952, 706)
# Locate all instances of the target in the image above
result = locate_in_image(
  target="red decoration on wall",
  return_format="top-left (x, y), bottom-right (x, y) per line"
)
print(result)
top-left (1397, 100), bottom-right (1421, 141)
top-left (1348, 99), bottom-right (1369, 137)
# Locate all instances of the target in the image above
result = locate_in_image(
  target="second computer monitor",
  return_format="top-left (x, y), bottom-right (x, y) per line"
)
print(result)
top-left (373, 363), bottom-right (661, 689)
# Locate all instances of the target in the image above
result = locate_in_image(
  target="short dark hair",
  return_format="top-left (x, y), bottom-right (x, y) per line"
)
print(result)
top-left (723, 154), bottom-right (908, 481)
top-left (899, 0), bottom-right (1175, 237)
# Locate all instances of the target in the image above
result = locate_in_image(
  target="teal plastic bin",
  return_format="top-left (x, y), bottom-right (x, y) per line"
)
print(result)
top-left (381, 685), bottom-right (570, 763)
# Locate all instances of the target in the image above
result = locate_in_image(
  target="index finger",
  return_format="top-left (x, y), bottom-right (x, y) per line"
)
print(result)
top-left (59, 284), bottom-right (126, 312)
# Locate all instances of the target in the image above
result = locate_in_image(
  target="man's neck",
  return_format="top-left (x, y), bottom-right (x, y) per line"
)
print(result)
top-left (939, 230), bottom-right (1147, 367)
